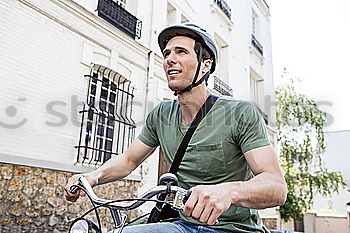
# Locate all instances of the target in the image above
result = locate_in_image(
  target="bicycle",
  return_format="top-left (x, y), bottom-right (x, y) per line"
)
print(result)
top-left (68, 173), bottom-right (191, 233)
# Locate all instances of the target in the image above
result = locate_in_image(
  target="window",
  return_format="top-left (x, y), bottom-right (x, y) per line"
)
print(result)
top-left (250, 75), bottom-right (259, 103)
top-left (294, 216), bottom-right (304, 232)
top-left (166, 2), bottom-right (177, 26)
top-left (250, 68), bottom-right (263, 105)
top-left (166, 2), bottom-right (189, 25)
top-left (252, 11), bottom-right (258, 35)
top-left (251, 10), bottom-right (263, 56)
top-left (250, 69), bottom-right (268, 125)
top-left (76, 64), bottom-right (136, 167)
top-left (214, 34), bottom-right (229, 83)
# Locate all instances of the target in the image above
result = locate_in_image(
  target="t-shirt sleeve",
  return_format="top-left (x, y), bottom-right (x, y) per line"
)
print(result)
top-left (234, 102), bottom-right (270, 153)
top-left (137, 104), bottom-right (161, 148)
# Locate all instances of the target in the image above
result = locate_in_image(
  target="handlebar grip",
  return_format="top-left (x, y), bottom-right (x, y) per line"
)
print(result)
top-left (69, 185), bottom-right (81, 194)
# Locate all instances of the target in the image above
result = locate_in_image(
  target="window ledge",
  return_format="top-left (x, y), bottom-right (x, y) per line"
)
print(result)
top-left (210, 3), bottom-right (234, 31)
top-left (249, 45), bottom-right (265, 65)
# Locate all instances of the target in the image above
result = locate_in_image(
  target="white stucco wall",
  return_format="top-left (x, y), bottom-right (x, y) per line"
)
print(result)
top-left (0, 0), bottom-right (149, 178)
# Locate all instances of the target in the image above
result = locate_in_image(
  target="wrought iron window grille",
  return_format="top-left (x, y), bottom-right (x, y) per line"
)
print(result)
top-left (75, 64), bottom-right (136, 167)
top-left (251, 34), bottom-right (264, 56)
top-left (213, 76), bottom-right (233, 97)
top-left (97, 0), bottom-right (142, 39)
top-left (213, 0), bottom-right (232, 19)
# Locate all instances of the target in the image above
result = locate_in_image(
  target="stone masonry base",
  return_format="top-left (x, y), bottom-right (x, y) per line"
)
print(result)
top-left (0, 163), bottom-right (140, 233)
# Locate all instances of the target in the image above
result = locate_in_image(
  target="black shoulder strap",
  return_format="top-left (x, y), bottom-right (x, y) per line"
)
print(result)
top-left (169, 94), bottom-right (218, 174)
top-left (147, 95), bottom-right (218, 223)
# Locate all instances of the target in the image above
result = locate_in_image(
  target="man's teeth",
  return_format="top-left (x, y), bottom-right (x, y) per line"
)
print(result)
top-left (169, 70), bottom-right (180, 75)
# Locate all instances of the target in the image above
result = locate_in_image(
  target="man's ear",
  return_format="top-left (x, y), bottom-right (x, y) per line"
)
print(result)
top-left (201, 59), bottom-right (213, 73)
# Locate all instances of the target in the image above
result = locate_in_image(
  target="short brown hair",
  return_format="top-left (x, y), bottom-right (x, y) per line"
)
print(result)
top-left (194, 41), bottom-right (212, 62)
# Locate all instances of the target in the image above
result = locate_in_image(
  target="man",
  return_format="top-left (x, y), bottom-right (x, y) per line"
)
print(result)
top-left (65, 23), bottom-right (288, 233)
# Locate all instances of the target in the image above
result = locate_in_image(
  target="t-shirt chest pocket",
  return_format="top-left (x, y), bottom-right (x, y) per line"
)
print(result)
top-left (194, 142), bottom-right (226, 176)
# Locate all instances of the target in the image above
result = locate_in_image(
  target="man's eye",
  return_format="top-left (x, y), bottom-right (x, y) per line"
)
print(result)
top-left (178, 49), bottom-right (186, 54)
top-left (163, 52), bottom-right (170, 57)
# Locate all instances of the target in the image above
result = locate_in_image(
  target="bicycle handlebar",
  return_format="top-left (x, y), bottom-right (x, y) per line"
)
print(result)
top-left (69, 175), bottom-right (191, 211)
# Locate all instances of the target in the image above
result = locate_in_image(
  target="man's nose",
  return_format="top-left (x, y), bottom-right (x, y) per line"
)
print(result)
top-left (166, 52), bottom-right (177, 65)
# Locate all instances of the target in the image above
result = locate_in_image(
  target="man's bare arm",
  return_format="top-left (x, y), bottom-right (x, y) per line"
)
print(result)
top-left (184, 144), bottom-right (287, 225)
top-left (92, 138), bottom-right (156, 184)
top-left (64, 138), bottom-right (155, 202)
top-left (229, 144), bottom-right (288, 209)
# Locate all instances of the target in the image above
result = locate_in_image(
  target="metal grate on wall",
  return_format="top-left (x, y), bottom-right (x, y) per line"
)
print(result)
top-left (251, 34), bottom-right (264, 56)
top-left (75, 64), bottom-right (136, 167)
top-left (213, 76), bottom-right (233, 97)
top-left (97, 0), bottom-right (142, 39)
top-left (213, 0), bottom-right (232, 19)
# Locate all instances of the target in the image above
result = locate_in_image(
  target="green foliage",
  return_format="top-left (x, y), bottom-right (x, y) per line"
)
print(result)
top-left (275, 70), bottom-right (345, 222)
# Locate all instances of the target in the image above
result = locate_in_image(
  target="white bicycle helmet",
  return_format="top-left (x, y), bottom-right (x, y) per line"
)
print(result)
top-left (158, 23), bottom-right (218, 95)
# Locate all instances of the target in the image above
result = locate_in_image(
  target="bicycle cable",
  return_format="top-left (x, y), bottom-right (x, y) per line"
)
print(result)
top-left (80, 198), bottom-right (169, 219)
top-left (70, 182), bottom-right (176, 232)
top-left (71, 184), bottom-right (103, 232)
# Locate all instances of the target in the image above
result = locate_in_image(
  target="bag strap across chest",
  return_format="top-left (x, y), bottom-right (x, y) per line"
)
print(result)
top-left (169, 94), bottom-right (218, 174)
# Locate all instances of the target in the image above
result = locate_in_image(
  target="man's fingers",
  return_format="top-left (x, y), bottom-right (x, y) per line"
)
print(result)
top-left (64, 185), bottom-right (83, 202)
top-left (183, 191), bottom-right (198, 217)
top-left (207, 206), bottom-right (223, 225)
top-left (65, 194), bottom-right (78, 202)
top-left (65, 197), bottom-right (78, 202)
top-left (183, 184), bottom-right (232, 225)
top-left (198, 206), bottom-right (212, 223)
top-left (183, 200), bottom-right (195, 217)
top-left (64, 174), bottom-right (85, 202)
top-left (65, 190), bottom-right (77, 201)
top-left (191, 201), bottom-right (205, 219)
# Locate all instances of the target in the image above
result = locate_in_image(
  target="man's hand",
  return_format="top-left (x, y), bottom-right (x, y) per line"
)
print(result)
top-left (183, 183), bottom-right (233, 225)
top-left (64, 173), bottom-right (98, 202)
top-left (63, 140), bottom-right (156, 203)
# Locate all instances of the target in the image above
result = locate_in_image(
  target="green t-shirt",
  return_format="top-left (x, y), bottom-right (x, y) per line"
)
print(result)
top-left (138, 96), bottom-right (270, 232)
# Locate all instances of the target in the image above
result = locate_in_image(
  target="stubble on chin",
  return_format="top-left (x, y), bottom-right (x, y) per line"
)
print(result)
top-left (167, 80), bottom-right (186, 91)
top-left (168, 83), bottom-right (178, 91)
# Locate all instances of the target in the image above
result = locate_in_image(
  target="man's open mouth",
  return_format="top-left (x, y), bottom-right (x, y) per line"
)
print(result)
top-left (168, 70), bottom-right (181, 75)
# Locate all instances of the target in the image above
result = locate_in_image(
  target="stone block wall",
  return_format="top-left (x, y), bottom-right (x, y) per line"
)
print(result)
top-left (262, 218), bottom-right (277, 230)
top-left (0, 163), bottom-right (140, 233)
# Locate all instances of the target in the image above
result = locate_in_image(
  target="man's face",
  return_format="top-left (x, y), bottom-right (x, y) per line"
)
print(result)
top-left (162, 36), bottom-right (198, 91)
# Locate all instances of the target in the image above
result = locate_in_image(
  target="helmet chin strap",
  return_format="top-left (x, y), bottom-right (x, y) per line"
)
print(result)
top-left (174, 46), bottom-right (210, 96)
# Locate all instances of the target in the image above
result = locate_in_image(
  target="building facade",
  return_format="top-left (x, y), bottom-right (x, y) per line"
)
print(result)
top-left (0, 0), bottom-right (275, 232)
top-left (301, 130), bottom-right (350, 233)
